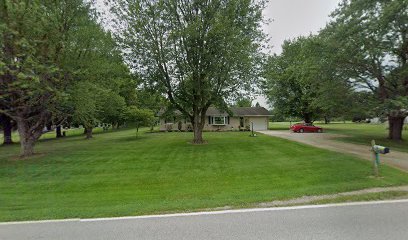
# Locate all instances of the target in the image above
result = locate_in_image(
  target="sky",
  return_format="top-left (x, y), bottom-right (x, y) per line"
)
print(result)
top-left (95, 0), bottom-right (342, 109)
top-left (263, 0), bottom-right (341, 55)
top-left (254, 0), bottom-right (342, 108)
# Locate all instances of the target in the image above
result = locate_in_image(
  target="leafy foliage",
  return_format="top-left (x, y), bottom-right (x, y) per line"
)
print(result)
top-left (264, 36), bottom-right (354, 123)
top-left (110, 0), bottom-right (266, 143)
top-left (324, 0), bottom-right (408, 139)
top-left (0, 0), bottom-right (134, 154)
top-left (125, 106), bottom-right (155, 134)
top-left (235, 98), bottom-right (253, 107)
top-left (0, 0), bottom-right (95, 155)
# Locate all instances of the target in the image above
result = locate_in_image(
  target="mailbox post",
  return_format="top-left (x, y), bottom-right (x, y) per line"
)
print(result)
top-left (370, 140), bottom-right (390, 177)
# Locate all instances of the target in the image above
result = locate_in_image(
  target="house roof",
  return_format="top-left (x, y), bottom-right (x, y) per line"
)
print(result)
top-left (158, 107), bottom-right (270, 117)
top-left (207, 107), bottom-right (270, 116)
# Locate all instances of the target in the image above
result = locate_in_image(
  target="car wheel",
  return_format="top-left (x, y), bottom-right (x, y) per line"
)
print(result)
top-left (299, 129), bottom-right (304, 133)
top-left (317, 129), bottom-right (322, 133)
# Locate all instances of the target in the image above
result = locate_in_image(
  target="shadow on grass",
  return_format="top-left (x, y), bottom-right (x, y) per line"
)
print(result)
top-left (0, 142), bottom-right (18, 147)
top-left (118, 135), bottom-right (149, 142)
top-left (37, 127), bottom-right (137, 143)
top-left (268, 127), bottom-right (290, 131)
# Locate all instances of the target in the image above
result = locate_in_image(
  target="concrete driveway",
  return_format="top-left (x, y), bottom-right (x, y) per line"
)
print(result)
top-left (258, 130), bottom-right (408, 172)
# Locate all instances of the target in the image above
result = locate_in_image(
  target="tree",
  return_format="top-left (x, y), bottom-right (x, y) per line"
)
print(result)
top-left (69, 82), bottom-right (99, 139)
top-left (68, 82), bottom-right (128, 139)
top-left (264, 34), bottom-right (356, 123)
top-left (111, 0), bottom-right (266, 144)
top-left (324, 0), bottom-right (408, 140)
top-left (346, 91), bottom-right (378, 122)
top-left (234, 97), bottom-right (252, 107)
top-left (125, 106), bottom-right (155, 137)
top-left (0, 114), bottom-right (13, 145)
top-left (0, 0), bottom-right (93, 156)
top-left (264, 37), bottom-right (322, 123)
top-left (135, 86), bottom-right (167, 115)
top-left (58, 10), bottom-right (133, 138)
top-left (235, 98), bottom-right (253, 107)
top-left (98, 90), bottom-right (127, 129)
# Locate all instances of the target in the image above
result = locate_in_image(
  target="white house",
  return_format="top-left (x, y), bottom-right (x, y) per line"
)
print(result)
top-left (158, 107), bottom-right (271, 131)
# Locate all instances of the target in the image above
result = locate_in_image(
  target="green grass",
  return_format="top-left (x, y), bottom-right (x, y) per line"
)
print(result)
top-left (1, 128), bottom-right (408, 222)
top-left (0, 127), bottom-right (106, 143)
top-left (269, 122), bottom-right (408, 153)
top-left (311, 191), bottom-right (408, 205)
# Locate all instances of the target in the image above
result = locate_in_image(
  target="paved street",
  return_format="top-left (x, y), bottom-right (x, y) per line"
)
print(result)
top-left (1, 200), bottom-right (408, 240)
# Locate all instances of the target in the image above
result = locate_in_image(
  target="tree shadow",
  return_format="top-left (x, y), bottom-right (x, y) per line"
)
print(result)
top-left (118, 135), bottom-right (148, 142)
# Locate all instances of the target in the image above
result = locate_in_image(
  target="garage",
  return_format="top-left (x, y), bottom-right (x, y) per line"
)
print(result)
top-left (248, 117), bottom-right (268, 131)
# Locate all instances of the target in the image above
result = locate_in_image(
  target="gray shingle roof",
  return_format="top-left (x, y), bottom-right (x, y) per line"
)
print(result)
top-left (206, 107), bottom-right (270, 116)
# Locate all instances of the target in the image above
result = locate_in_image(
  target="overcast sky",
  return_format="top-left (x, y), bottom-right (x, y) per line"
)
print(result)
top-left (255, 0), bottom-right (341, 108)
top-left (263, 0), bottom-right (341, 54)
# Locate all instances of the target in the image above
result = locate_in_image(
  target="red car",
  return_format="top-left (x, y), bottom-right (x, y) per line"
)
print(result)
top-left (290, 123), bottom-right (323, 133)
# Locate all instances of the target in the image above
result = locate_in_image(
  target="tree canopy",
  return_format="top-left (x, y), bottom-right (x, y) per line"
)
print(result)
top-left (264, 35), bottom-right (354, 123)
top-left (110, 0), bottom-right (266, 143)
top-left (0, 0), bottom-right (134, 156)
top-left (323, 0), bottom-right (408, 139)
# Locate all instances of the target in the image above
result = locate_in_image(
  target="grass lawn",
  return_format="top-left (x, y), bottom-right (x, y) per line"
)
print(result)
top-left (269, 122), bottom-right (408, 153)
top-left (1, 128), bottom-right (408, 222)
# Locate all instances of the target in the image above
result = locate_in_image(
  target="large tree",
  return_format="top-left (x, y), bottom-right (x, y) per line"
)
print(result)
top-left (264, 34), bottom-right (360, 123)
top-left (264, 37), bottom-right (319, 123)
top-left (110, 0), bottom-right (266, 144)
top-left (60, 17), bottom-right (131, 138)
top-left (0, 0), bottom-right (92, 156)
top-left (324, 0), bottom-right (408, 140)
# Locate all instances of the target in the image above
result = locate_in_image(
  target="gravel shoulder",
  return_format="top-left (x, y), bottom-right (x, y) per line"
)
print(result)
top-left (258, 130), bottom-right (408, 172)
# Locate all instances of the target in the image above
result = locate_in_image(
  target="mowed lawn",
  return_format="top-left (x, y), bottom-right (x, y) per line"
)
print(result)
top-left (269, 122), bottom-right (408, 153)
top-left (1, 129), bottom-right (408, 222)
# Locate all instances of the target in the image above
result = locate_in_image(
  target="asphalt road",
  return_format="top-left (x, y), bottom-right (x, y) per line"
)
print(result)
top-left (1, 200), bottom-right (408, 240)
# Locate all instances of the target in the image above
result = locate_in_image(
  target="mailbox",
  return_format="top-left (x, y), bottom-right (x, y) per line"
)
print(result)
top-left (370, 140), bottom-right (389, 177)
top-left (372, 145), bottom-right (390, 154)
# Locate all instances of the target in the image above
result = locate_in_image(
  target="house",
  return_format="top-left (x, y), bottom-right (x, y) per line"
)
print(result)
top-left (370, 117), bottom-right (408, 124)
top-left (158, 107), bottom-right (271, 131)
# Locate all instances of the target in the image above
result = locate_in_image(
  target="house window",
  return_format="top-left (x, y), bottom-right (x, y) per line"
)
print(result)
top-left (209, 116), bottom-right (229, 125)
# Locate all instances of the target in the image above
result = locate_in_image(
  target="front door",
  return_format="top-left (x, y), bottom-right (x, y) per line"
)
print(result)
top-left (240, 117), bottom-right (244, 128)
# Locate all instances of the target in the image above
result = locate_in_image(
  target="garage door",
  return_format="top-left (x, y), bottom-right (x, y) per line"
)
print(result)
top-left (249, 117), bottom-right (267, 131)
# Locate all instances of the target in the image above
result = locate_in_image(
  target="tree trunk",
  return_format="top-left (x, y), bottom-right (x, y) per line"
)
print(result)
top-left (324, 116), bottom-right (330, 124)
top-left (20, 138), bottom-right (35, 157)
top-left (1, 115), bottom-right (13, 145)
top-left (56, 125), bottom-right (63, 138)
top-left (16, 119), bottom-right (43, 157)
top-left (304, 113), bottom-right (312, 123)
top-left (192, 111), bottom-right (205, 144)
top-left (85, 127), bottom-right (93, 139)
top-left (193, 124), bottom-right (204, 144)
top-left (388, 116), bottom-right (405, 140)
